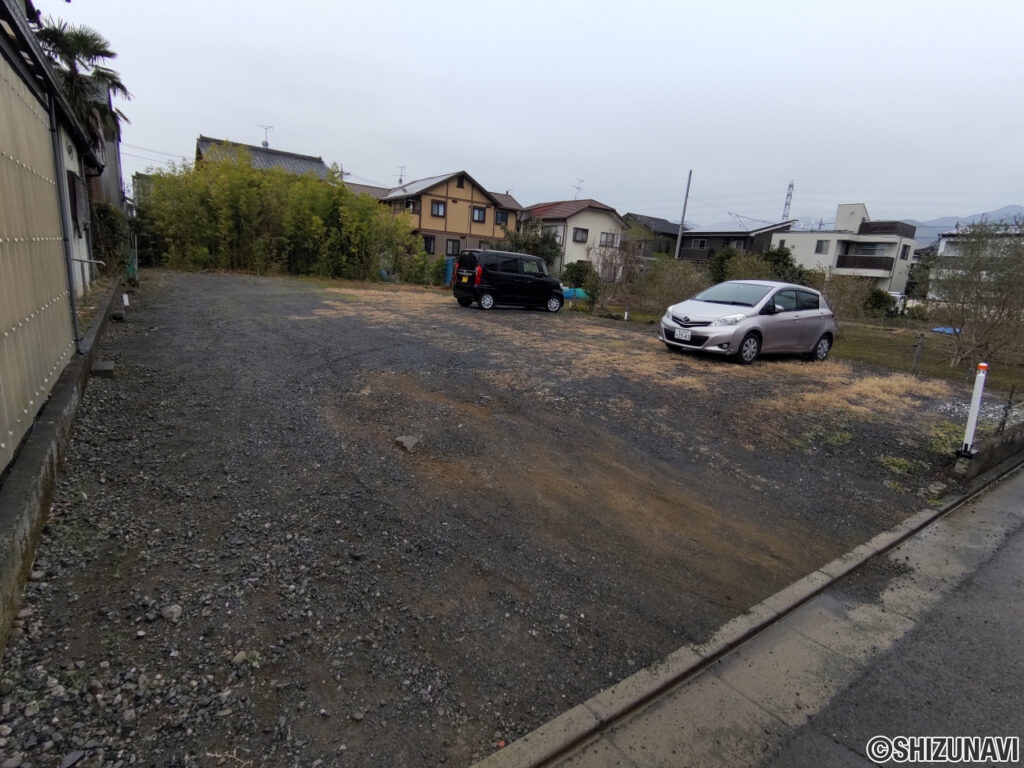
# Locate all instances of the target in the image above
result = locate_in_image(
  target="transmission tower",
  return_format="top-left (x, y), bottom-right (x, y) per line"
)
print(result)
top-left (781, 181), bottom-right (794, 220)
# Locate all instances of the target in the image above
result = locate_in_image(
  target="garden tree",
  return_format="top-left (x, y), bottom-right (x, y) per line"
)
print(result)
top-left (723, 253), bottom-right (774, 281)
top-left (928, 219), bottom-right (1024, 367)
top-left (710, 245), bottom-right (804, 284)
top-left (862, 288), bottom-right (896, 317)
top-left (486, 221), bottom-right (562, 266)
top-left (905, 252), bottom-right (934, 299)
top-left (35, 18), bottom-right (130, 151)
top-left (761, 245), bottom-right (806, 284)
top-left (707, 247), bottom-right (740, 283)
top-left (560, 261), bottom-right (592, 288)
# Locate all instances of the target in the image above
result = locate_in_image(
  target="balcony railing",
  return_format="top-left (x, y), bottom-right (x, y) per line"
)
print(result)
top-left (836, 254), bottom-right (895, 272)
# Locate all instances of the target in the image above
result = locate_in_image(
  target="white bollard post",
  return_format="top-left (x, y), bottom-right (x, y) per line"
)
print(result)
top-left (958, 362), bottom-right (988, 457)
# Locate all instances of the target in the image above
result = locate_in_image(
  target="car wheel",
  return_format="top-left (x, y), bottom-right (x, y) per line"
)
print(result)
top-left (456, 297), bottom-right (472, 307)
top-left (478, 292), bottom-right (495, 310)
top-left (545, 295), bottom-right (563, 313)
top-left (736, 333), bottom-right (761, 364)
top-left (810, 334), bottom-right (832, 361)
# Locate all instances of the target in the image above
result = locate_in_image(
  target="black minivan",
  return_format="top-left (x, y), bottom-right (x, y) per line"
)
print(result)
top-left (452, 249), bottom-right (564, 312)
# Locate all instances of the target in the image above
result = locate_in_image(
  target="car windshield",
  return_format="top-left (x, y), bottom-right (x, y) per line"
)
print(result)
top-left (692, 282), bottom-right (774, 307)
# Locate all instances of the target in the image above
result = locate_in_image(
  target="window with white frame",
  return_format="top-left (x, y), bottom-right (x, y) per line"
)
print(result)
top-left (543, 225), bottom-right (562, 245)
top-left (600, 232), bottom-right (617, 247)
top-left (691, 238), bottom-right (708, 250)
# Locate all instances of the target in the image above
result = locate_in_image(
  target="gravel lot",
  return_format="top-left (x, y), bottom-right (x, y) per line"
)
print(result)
top-left (0, 270), bottom-right (966, 767)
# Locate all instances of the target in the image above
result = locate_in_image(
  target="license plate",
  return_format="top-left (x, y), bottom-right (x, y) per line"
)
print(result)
top-left (674, 328), bottom-right (691, 341)
top-left (460, 276), bottom-right (468, 283)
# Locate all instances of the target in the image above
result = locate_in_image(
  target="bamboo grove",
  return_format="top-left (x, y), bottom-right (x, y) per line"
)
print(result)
top-left (134, 148), bottom-right (429, 281)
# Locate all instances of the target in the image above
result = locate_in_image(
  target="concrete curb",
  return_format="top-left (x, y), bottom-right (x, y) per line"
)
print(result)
top-left (471, 455), bottom-right (1024, 768)
top-left (0, 278), bottom-right (123, 656)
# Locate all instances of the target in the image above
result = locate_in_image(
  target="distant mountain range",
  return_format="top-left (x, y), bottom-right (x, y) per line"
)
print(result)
top-left (902, 205), bottom-right (1024, 244)
top-left (787, 206), bottom-right (1023, 245)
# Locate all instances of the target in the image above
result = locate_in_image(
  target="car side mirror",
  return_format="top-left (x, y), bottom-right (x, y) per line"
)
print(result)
top-left (762, 303), bottom-right (776, 315)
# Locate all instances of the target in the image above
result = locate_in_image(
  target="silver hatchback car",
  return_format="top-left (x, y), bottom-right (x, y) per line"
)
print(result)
top-left (658, 280), bottom-right (837, 364)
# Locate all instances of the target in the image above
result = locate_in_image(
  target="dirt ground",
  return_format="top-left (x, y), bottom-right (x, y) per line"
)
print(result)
top-left (0, 271), bottom-right (968, 767)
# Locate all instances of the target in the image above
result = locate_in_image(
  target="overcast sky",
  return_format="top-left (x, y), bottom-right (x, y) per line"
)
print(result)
top-left (46, 0), bottom-right (1022, 228)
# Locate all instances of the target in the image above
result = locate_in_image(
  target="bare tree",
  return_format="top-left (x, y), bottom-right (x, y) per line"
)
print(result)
top-left (928, 219), bottom-right (1024, 367)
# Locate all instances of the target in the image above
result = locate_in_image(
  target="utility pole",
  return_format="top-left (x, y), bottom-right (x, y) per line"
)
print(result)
top-left (673, 170), bottom-right (692, 260)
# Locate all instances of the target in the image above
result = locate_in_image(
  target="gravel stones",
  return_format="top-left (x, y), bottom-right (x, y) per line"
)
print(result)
top-left (0, 272), bottom-right (967, 766)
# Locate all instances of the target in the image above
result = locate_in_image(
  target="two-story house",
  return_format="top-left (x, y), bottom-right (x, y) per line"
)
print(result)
top-left (374, 172), bottom-right (522, 259)
top-left (771, 204), bottom-right (917, 293)
top-left (521, 199), bottom-right (626, 274)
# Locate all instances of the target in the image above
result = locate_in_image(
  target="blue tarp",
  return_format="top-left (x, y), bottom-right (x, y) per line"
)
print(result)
top-left (562, 287), bottom-right (588, 300)
top-left (931, 327), bottom-right (962, 335)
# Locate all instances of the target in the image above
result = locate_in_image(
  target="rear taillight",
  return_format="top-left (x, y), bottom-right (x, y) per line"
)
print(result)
top-left (474, 265), bottom-right (482, 286)
top-left (453, 261), bottom-right (459, 275)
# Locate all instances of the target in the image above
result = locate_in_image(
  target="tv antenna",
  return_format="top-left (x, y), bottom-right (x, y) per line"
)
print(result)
top-left (395, 164), bottom-right (407, 185)
top-left (572, 178), bottom-right (584, 199)
top-left (257, 124), bottom-right (273, 148)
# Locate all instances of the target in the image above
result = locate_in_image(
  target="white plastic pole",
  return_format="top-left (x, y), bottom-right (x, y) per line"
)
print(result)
top-left (960, 362), bottom-right (988, 456)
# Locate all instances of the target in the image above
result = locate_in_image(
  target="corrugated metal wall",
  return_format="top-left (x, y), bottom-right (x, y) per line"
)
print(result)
top-left (0, 57), bottom-right (75, 473)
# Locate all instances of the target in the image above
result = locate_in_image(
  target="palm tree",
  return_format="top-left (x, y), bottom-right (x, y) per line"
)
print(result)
top-left (35, 17), bottom-right (131, 150)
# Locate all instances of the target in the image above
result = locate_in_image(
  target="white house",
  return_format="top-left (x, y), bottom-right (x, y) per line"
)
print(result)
top-left (521, 199), bottom-right (626, 276)
top-left (771, 204), bottom-right (917, 293)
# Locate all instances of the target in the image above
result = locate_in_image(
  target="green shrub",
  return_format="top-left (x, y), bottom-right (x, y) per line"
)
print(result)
top-left (561, 261), bottom-right (594, 288)
top-left (863, 288), bottom-right (896, 317)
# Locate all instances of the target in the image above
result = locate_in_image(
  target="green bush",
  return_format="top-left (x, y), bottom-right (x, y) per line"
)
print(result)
top-left (863, 288), bottom-right (896, 317)
top-left (136, 153), bottom-right (418, 279)
top-left (561, 260), bottom-right (594, 288)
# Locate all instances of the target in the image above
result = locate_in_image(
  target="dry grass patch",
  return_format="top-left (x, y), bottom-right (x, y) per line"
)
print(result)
top-left (760, 372), bottom-right (953, 420)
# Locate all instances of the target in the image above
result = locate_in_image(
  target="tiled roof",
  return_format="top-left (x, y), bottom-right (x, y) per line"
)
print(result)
top-left (524, 199), bottom-right (619, 221)
top-left (196, 135), bottom-right (329, 179)
top-left (345, 182), bottom-right (389, 200)
top-left (625, 213), bottom-right (683, 236)
top-left (490, 191), bottom-right (523, 211)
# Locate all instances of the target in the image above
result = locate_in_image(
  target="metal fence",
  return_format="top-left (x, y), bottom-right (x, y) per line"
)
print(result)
top-left (0, 57), bottom-right (75, 473)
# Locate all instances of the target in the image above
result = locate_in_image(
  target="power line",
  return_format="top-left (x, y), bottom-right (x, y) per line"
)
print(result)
top-left (122, 143), bottom-right (186, 157)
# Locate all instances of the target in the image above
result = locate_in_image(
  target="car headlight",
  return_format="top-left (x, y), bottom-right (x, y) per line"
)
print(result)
top-left (711, 314), bottom-right (745, 326)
